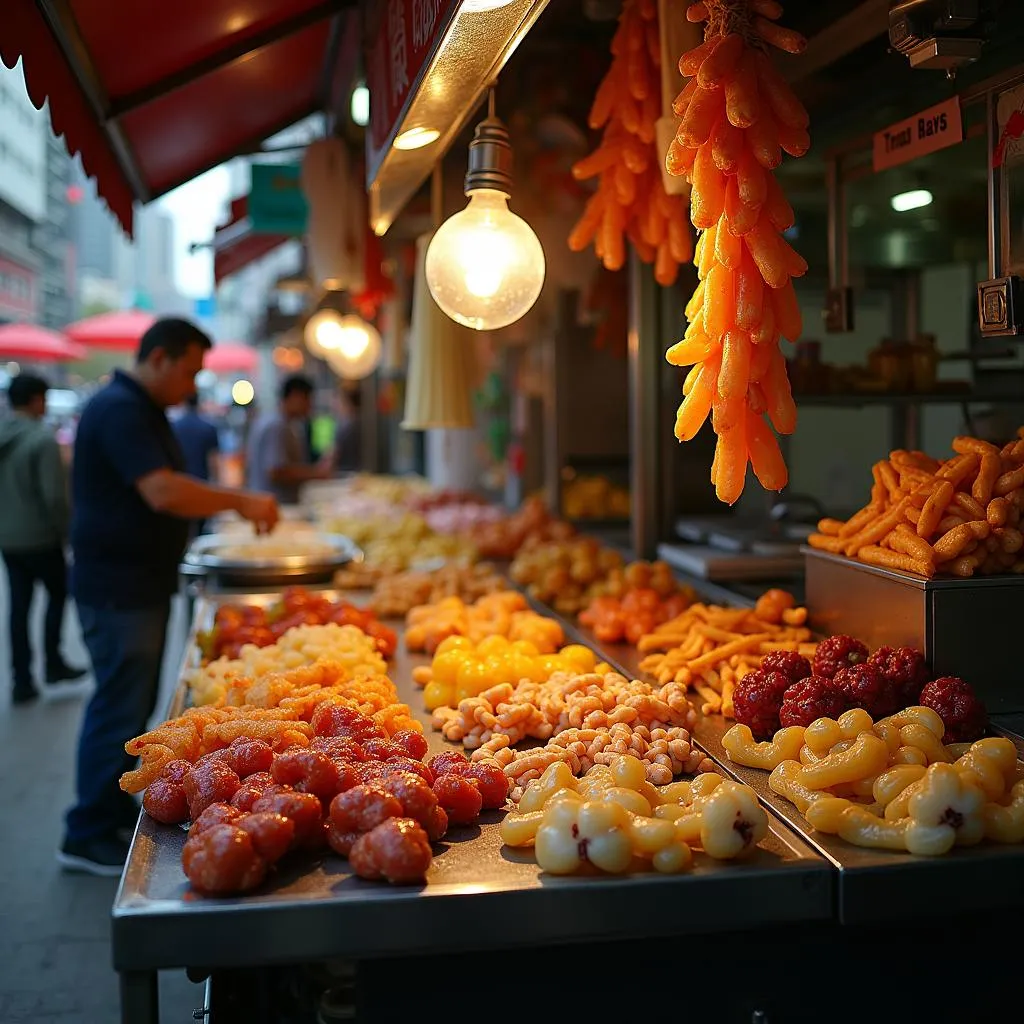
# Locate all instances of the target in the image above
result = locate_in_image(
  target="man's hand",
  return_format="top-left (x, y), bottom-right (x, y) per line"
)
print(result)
top-left (236, 492), bottom-right (279, 535)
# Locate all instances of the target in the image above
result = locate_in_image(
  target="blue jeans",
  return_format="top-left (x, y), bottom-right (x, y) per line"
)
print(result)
top-left (64, 602), bottom-right (169, 842)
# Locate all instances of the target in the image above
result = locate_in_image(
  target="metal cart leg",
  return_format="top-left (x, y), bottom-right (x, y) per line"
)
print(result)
top-left (120, 970), bottom-right (159, 1024)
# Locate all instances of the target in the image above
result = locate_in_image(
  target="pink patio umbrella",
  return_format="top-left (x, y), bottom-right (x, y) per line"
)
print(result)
top-left (203, 342), bottom-right (259, 374)
top-left (64, 310), bottom-right (157, 351)
top-left (0, 323), bottom-right (88, 362)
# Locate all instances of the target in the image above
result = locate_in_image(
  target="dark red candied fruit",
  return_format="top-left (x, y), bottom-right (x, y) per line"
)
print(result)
top-left (183, 760), bottom-right (241, 821)
top-left (812, 635), bottom-right (869, 680)
top-left (459, 762), bottom-right (509, 809)
top-left (833, 663), bottom-right (899, 718)
top-left (329, 785), bottom-right (403, 833)
top-left (309, 736), bottom-right (366, 762)
top-left (190, 802), bottom-right (243, 836)
top-left (868, 646), bottom-right (930, 707)
top-left (433, 775), bottom-right (483, 825)
top-left (920, 676), bottom-right (987, 743)
top-left (237, 812), bottom-right (295, 864)
top-left (349, 817), bottom-right (432, 884)
top-left (427, 750), bottom-right (470, 777)
top-left (326, 822), bottom-right (362, 857)
top-left (143, 779), bottom-right (190, 824)
top-left (362, 739), bottom-right (410, 761)
top-left (250, 789), bottom-right (325, 849)
top-left (778, 676), bottom-right (847, 728)
top-left (271, 749), bottom-right (342, 802)
top-left (423, 804), bottom-right (448, 842)
top-left (392, 730), bottom-right (429, 761)
top-left (310, 704), bottom-right (386, 743)
top-left (732, 670), bottom-right (790, 740)
top-left (759, 651), bottom-right (812, 685)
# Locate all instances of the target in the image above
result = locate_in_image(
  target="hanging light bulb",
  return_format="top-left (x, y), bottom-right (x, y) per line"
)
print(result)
top-left (306, 308), bottom-right (382, 380)
top-left (425, 100), bottom-right (545, 331)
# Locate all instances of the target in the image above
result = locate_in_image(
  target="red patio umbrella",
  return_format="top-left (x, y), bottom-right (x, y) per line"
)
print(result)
top-left (0, 323), bottom-right (88, 362)
top-left (64, 310), bottom-right (157, 351)
top-left (203, 342), bottom-right (259, 374)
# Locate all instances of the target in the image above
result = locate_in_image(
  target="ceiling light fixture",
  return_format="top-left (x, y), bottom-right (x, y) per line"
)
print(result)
top-left (891, 188), bottom-right (933, 212)
top-left (394, 127), bottom-right (441, 151)
top-left (424, 93), bottom-right (545, 331)
top-left (460, 0), bottom-right (519, 12)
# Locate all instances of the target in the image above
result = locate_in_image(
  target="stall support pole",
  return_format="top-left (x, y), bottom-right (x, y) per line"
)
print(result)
top-left (120, 970), bottom-right (159, 1024)
top-left (628, 252), bottom-right (662, 560)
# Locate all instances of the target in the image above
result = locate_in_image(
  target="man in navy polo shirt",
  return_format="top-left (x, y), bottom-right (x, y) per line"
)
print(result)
top-left (59, 318), bottom-right (279, 875)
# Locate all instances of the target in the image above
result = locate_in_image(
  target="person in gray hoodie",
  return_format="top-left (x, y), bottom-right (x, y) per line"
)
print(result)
top-left (0, 374), bottom-right (86, 704)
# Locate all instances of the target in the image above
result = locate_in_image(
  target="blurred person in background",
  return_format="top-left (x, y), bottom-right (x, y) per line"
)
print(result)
top-left (172, 392), bottom-right (221, 536)
top-left (247, 374), bottom-right (331, 505)
top-left (0, 373), bottom-right (86, 706)
top-left (333, 385), bottom-right (363, 473)
top-left (61, 318), bottom-right (279, 875)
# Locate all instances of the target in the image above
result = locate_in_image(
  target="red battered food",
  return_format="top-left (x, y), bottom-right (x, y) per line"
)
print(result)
top-left (271, 749), bottom-right (345, 802)
top-left (349, 817), bottom-right (432, 884)
top-left (778, 676), bottom-right (846, 728)
top-left (309, 736), bottom-right (366, 761)
top-left (813, 635), bottom-right (869, 680)
top-left (458, 762), bottom-right (509, 809)
top-left (329, 786), bottom-right (403, 833)
top-left (392, 730), bottom-right (429, 761)
top-left (433, 775), bottom-right (482, 825)
top-left (182, 823), bottom-right (267, 895)
top-left (310, 704), bottom-right (386, 744)
top-left (237, 812), bottom-right (295, 864)
top-left (362, 739), bottom-right (409, 761)
top-left (326, 823), bottom-right (363, 857)
top-left (230, 772), bottom-right (277, 812)
top-left (217, 737), bottom-right (275, 778)
top-left (384, 756), bottom-right (434, 785)
top-left (158, 759), bottom-right (194, 784)
top-left (143, 779), bottom-right (190, 824)
top-left (376, 772), bottom-right (439, 829)
top-left (190, 802), bottom-right (243, 836)
top-left (423, 804), bottom-right (448, 842)
top-left (251, 789), bottom-right (325, 849)
top-left (920, 676), bottom-right (987, 743)
top-left (184, 760), bottom-right (241, 821)
top-left (427, 751), bottom-right (470, 777)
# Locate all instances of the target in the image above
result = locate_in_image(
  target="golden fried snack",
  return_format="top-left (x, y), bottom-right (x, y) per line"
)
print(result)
top-left (810, 430), bottom-right (1024, 577)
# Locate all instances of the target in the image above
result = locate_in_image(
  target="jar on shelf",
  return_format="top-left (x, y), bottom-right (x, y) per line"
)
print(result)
top-left (909, 333), bottom-right (938, 392)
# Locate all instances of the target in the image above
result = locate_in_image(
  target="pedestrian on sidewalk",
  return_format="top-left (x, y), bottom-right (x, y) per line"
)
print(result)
top-left (0, 373), bottom-right (87, 705)
top-left (60, 318), bottom-right (280, 876)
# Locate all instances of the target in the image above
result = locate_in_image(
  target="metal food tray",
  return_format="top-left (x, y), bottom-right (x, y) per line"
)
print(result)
top-left (180, 533), bottom-right (362, 589)
top-left (111, 592), bottom-right (832, 976)
top-left (552, 611), bottom-right (1024, 925)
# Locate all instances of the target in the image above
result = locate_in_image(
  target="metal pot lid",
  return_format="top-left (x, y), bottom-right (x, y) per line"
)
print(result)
top-left (182, 532), bottom-right (362, 572)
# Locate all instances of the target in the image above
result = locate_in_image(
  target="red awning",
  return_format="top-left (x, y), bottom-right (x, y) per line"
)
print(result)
top-left (214, 197), bottom-right (290, 285)
top-left (0, 323), bottom-right (87, 362)
top-left (2, 1), bottom-right (359, 235)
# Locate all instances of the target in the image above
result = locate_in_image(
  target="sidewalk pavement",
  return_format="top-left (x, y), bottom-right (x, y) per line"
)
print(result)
top-left (0, 577), bottom-right (204, 1023)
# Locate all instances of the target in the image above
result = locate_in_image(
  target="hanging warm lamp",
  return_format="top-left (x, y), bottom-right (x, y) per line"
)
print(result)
top-left (403, 231), bottom-right (477, 429)
top-left (425, 92), bottom-right (545, 331)
top-left (304, 302), bottom-right (382, 380)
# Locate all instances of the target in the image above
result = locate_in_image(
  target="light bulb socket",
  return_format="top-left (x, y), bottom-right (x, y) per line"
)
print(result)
top-left (464, 115), bottom-right (513, 195)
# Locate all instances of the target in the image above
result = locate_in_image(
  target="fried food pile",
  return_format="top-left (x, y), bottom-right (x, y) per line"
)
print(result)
top-left (667, 0), bottom-right (810, 504)
top-left (809, 432), bottom-right (1024, 577)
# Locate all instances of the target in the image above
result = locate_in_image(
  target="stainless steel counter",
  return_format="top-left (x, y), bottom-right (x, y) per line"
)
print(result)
top-left (111, 593), bottom-right (832, 982)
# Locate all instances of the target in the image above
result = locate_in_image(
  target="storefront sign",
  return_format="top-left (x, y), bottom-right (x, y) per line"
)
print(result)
top-left (248, 164), bottom-right (308, 236)
top-left (872, 97), bottom-right (963, 172)
top-left (365, 0), bottom-right (460, 172)
top-left (994, 82), bottom-right (1024, 168)
top-left (0, 256), bottom-right (36, 319)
